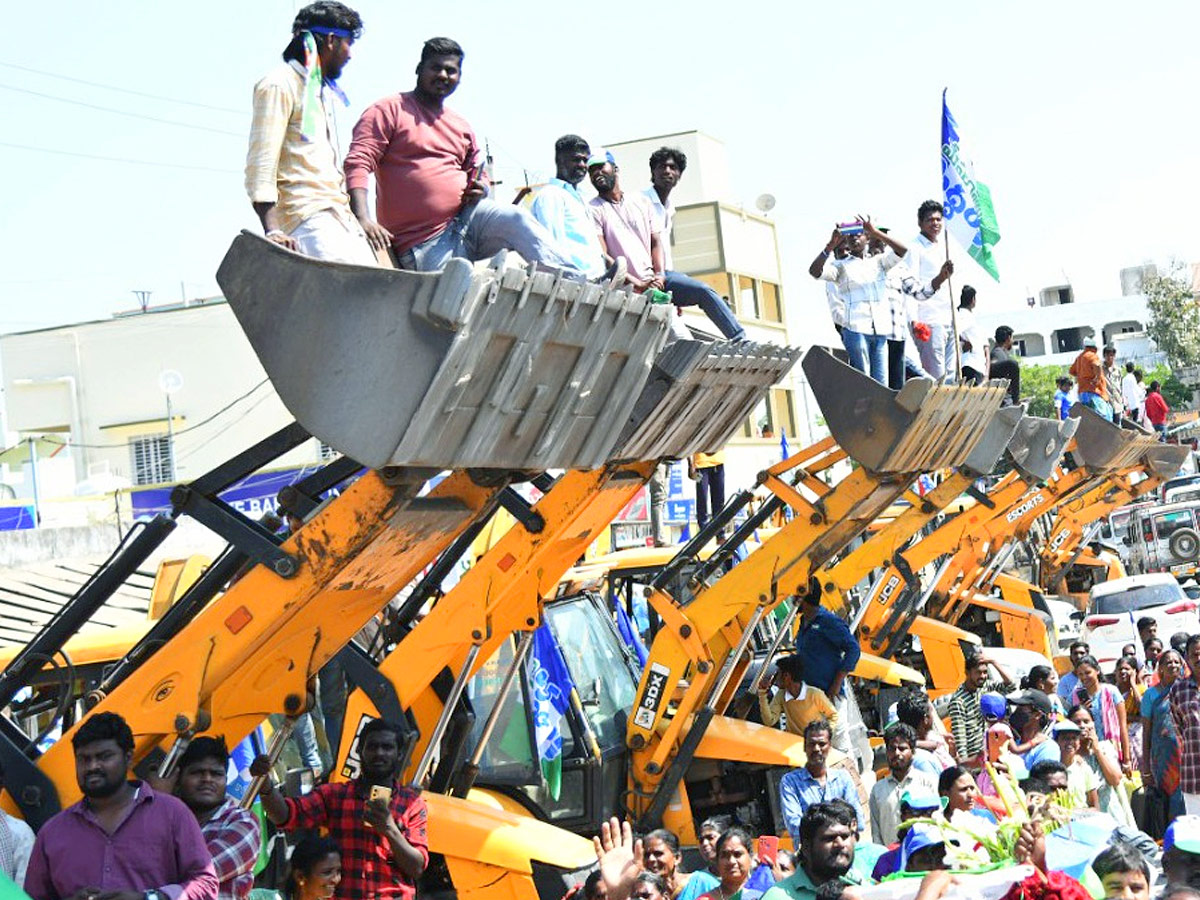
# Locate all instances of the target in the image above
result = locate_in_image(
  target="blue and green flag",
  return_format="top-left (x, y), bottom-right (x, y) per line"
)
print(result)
top-left (941, 90), bottom-right (1001, 281)
top-left (528, 623), bottom-right (575, 799)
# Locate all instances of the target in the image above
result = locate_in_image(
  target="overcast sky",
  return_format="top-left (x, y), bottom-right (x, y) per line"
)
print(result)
top-left (2, 1), bottom-right (1198, 335)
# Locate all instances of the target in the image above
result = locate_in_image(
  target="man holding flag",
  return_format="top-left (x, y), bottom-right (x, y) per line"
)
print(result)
top-left (905, 201), bottom-right (957, 380)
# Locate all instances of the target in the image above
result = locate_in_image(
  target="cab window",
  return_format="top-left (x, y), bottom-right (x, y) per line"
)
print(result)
top-left (1154, 510), bottom-right (1195, 541)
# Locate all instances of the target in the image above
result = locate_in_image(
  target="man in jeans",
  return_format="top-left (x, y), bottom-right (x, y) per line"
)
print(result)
top-left (345, 38), bottom-right (575, 272)
top-left (639, 146), bottom-right (745, 340)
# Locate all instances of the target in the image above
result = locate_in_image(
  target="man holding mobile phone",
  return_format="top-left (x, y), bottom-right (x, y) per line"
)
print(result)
top-left (253, 718), bottom-right (427, 900)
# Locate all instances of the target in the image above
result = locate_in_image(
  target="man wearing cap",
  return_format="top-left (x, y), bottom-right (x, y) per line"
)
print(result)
top-left (1009, 689), bottom-right (1060, 769)
top-left (345, 38), bottom-right (576, 272)
top-left (245, 1), bottom-right (377, 264)
top-left (1069, 337), bottom-right (1112, 420)
top-left (1164, 817), bottom-right (1200, 890)
top-left (529, 136), bottom-right (606, 279)
top-left (868, 723), bottom-right (937, 845)
top-left (947, 651), bottom-right (1016, 768)
top-left (1053, 719), bottom-right (1098, 810)
top-left (898, 824), bottom-right (946, 873)
top-left (588, 152), bottom-right (669, 296)
top-left (762, 801), bottom-right (862, 900)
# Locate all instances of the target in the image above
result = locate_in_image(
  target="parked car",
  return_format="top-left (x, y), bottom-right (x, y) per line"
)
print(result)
top-left (1162, 474), bottom-right (1200, 504)
top-left (1080, 573), bottom-right (1200, 672)
top-left (1123, 499), bottom-right (1200, 581)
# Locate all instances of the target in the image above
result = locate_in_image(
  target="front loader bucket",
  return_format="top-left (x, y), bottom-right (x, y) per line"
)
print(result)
top-left (803, 347), bottom-right (1007, 474)
top-left (1005, 413), bottom-right (1079, 482)
top-left (611, 339), bottom-right (802, 463)
top-left (1144, 442), bottom-right (1189, 479)
top-left (1067, 404), bottom-right (1144, 473)
top-left (216, 233), bottom-right (671, 471)
top-left (961, 404), bottom-right (1023, 476)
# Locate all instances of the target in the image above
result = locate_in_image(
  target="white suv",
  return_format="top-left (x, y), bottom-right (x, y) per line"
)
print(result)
top-left (1081, 573), bottom-right (1200, 672)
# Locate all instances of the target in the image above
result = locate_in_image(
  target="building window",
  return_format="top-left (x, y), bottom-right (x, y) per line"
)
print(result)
top-left (737, 276), bottom-right (759, 319)
top-left (695, 273), bottom-right (734, 311)
top-left (129, 434), bottom-right (173, 485)
top-left (759, 281), bottom-right (783, 323)
top-left (770, 388), bottom-right (798, 439)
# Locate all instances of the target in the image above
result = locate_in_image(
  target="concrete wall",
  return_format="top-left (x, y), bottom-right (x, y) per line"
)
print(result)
top-left (0, 522), bottom-right (120, 567)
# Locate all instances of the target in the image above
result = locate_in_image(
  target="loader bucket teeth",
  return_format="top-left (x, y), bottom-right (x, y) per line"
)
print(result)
top-left (1005, 413), bottom-right (1079, 482)
top-left (612, 339), bottom-right (802, 463)
top-left (1067, 403), bottom-right (1157, 473)
top-left (215, 232), bottom-right (672, 471)
top-left (1143, 442), bottom-right (1190, 479)
top-left (802, 347), bottom-right (1008, 475)
top-left (961, 403), bottom-right (1024, 476)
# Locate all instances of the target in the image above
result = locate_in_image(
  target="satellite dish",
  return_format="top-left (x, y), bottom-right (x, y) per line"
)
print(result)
top-left (159, 370), bottom-right (184, 395)
top-left (755, 193), bottom-right (776, 214)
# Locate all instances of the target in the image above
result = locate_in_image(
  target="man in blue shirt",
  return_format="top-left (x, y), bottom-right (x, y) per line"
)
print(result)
top-left (779, 720), bottom-right (863, 846)
top-left (794, 594), bottom-right (861, 701)
top-left (530, 135), bottom-right (606, 279)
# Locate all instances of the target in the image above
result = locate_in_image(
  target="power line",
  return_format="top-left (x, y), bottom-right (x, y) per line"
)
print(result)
top-left (0, 142), bottom-right (239, 174)
top-left (0, 83), bottom-right (244, 138)
top-left (0, 61), bottom-right (247, 116)
top-left (7, 379), bottom-right (274, 452)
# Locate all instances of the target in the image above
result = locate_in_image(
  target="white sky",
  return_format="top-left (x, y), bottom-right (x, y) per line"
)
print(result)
top-left (2, 1), bottom-right (1198, 334)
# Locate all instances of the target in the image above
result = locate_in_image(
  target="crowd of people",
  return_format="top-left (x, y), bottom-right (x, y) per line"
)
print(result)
top-left (15, 710), bottom-right (425, 900)
top-left (245, 1), bottom-right (743, 341)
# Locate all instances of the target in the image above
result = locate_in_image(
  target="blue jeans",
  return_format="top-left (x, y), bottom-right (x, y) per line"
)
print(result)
top-left (842, 329), bottom-right (888, 384)
top-left (663, 271), bottom-right (745, 340)
top-left (399, 199), bottom-right (579, 272)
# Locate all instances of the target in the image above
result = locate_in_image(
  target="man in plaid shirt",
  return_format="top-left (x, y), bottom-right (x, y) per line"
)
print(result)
top-left (1170, 635), bottom-right (1200, 815)
top-left (177, 738), bottom-right (261, 900)
top-left (255, 719), bottom-right (427, 900)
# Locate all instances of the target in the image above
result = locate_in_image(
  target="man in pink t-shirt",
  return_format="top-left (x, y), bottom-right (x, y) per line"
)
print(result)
top-left (344, 38), bottom-right (576, 272)
top-left (587, 153), bottom-right (664, 294)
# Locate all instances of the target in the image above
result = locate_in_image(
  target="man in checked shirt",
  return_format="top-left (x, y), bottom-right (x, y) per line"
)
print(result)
top-left (176, 739), bottom-right (260, 900)
top-left (253, 719), bottom-right (427, 900)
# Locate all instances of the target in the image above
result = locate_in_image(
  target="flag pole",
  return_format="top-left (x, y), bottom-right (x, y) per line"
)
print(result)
top-left (946, 230), bottom-right (962, 382)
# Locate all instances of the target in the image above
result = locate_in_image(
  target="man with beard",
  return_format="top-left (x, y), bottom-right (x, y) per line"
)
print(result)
top-left (24, 712), bottom-right (218, 900)
top-left (762, 801), bottom-right (862, 900)
top-left (244, 2), bottom-right (375, 264)
top-left (345, 38), bottom-right (575, 273)
top-left (530, 135), bottom-right (607, 279)
top-left (779, 720), bottom-right (863, 847)
top-left (254, 718), bottom-right (427, 900)
top-left (176, 738), bottom-right (260, 900)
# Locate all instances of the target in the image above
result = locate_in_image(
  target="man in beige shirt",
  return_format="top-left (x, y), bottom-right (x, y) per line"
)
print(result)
top-left (244, 2), bottom-right (375, 264)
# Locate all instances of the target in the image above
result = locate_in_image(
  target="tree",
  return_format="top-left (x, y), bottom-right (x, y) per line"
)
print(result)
top-left (1145, 363), bottom-right (1192, 411)
top-left (1020, 363), bottom-right (1068, 419)
top-left (1144, 268), bottom-right (1200, 368)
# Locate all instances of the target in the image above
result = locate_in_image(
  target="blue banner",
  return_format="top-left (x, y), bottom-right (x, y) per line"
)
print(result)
top-left (0, 506), bottom-right (35, 531)
top-left (130, 464), bottom-right (357, 521)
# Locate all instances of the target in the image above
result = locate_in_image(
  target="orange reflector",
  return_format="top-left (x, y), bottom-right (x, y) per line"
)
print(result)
top-left (225, 606), bottom-right (253, 634)
top-left (497, 553), bottom-right (516, 572)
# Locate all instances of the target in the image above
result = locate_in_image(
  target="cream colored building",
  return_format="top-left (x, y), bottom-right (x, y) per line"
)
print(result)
top-left (1, 300), bottom-right (317, 500)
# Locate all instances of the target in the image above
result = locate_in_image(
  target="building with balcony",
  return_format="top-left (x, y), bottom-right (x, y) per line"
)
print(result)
top-left (975, 265), bottom-right (1163, 369)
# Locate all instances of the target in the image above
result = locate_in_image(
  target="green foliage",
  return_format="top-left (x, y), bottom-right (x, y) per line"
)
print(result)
top-left (1144, 269), bottom-right (1200, 368)
top-left (1145, 363), bottom-right (1193, 410)
top-left (1018, 363), bottom-right (1068, 419)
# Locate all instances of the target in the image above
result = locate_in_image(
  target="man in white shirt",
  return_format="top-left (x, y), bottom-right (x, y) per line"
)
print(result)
top-left (639, 147), bottom-right (745, 340)
top-left (906, 200), bottom-right (957, 379)
top-left (957, 286), bottom-right (987, 385)
top-left (0, 761), bottom-right (35, 886)
top-left (1121, 361), bottom-right (1144, 423)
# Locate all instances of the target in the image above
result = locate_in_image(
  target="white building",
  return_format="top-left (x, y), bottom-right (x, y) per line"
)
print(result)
top-left (975, 265), bottom-right (1163, 369)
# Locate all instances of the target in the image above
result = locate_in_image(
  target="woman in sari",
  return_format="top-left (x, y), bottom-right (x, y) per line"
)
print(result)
top-left (1140, 648), bottom-right (1184, 829)
top-left (1114, 654), bottom-right (1145, 772)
